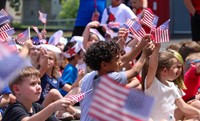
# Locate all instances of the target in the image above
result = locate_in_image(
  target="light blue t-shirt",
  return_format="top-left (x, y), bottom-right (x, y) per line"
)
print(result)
top-left (80, 71), bottom-right (127, 121)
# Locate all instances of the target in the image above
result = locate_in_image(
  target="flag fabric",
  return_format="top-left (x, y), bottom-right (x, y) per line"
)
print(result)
top-left (38, 11), bottom-right (47, 24)
top-left (0, 23), bottom-right (12, 32)
top-left (124, 19), bottom-right (134, 29)
top-left (16, 29), bottom-right (29, 45)
top-left (0, 9), bottom-right (12, 25)
top-left (0, 38), bottom-right (17, 53)
top-left (32, 26), bottom-right (42, 39)
top-left (154, 19), bottom-right (170, 43)
top-left (129, 20), bottom-right (146, 41)
top-left (48, 30), bottom-right (63, 45)
top-left (0, 43), bottom-right (28, 90)
top-left (140, 9), bottom-right (159, 31)
top-left (0, 31), bottom-right (8, 40)
top-left (89, 75), bottom-right (154, 121)
top-left (0, 24), bottom-right (15, 40)
top-left (67, 89), bottom-right (92, 104)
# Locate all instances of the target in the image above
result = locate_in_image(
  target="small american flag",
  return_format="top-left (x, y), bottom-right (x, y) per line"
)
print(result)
top-left (0, 42), bottom-right (28, 90)
top-left (108, 22), bottom-right (120, 29)
top-left (140, 10), bottom-right (159, 30)
top-left (48, 30), bottom-right (63, 45)
top-left (154, 19), bottom-right (170, 43)
top-left (16, 29), bottom-right (29, 45)
top-left (0, 28), bottom-right (15, 41)
top-left (129, 20), bottom-right (146, 41)
top-left (124, 19), bottom-right (134, 29)
top-left (0, 9), bottom-right (12, 25)
top-left (38, 11), bottom-right (47, 24)
top-left (32, 26), bottom-right (42, 39)
top-left (0, 38), bottom-right (17, 53)
top-left (89, 75), bottom-right (154, 121)
top-left (67, 89), bottom-right (92, 104)
top-left (0, 23), bottom-right (12, 32)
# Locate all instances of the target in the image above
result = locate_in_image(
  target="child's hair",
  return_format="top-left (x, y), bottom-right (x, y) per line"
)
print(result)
top-left (142, 49), bottom-right (186, 90)
top-left (178, 41), bottom-right (200, 61)
top-left (168, 49), bottom-right (186, 90)
top-left (63, 41), bottom-right (82, 61)
top-left (84, 41), bottom-right (120, 71)
top-left (9, 66), bottom-right (40, 95)
top-left (185, 52), bottom-right (200, 71)
top-left (166, 43), bottom-right (182, 52)
top-left (47, 50), bottom-right (60, 79)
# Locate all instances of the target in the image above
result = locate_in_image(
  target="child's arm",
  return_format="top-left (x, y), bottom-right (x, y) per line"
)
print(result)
top-left (125, 38), bottom-right (155, 79)
top-left (82, 21), bottom-right (100, 50)
top-left (120, 36), bottom-right (150, 67)
top-left (145, 43), bottom-right (160, 89)
top-left (62, 69), bottom-right (85, 92)
top-left (19, 39), bottom-right (33, 58)
top-left (38, 48), bottom-right (48, 78)
top-left (21, 98), bottom-right (71, 121)
top-left (176, 98), bottom-right (200, 119)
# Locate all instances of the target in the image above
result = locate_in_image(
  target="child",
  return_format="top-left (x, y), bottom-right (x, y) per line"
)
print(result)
top-left (2, 66), bottom-right (71, 121)
top-left (182, 52), bottom-right (200, 103)
top-left (80, 38), bottom-right (154, 121)
top-left (60, 41), bottom-right (85, 96)
top-left (82, 21), bottom-right (102, 50)
top-left (144, 43), bottom-right (200, 120)
top-left (38, 49), bottom-right (81, 120)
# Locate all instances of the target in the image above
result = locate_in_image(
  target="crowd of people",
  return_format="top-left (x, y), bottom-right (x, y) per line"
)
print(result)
top-left (1, 0), bottom-right (200, 121)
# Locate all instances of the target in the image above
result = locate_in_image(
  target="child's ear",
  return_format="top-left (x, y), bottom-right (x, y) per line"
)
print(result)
top-left (101, 61), bottom-right (108, 69)
top-left (13, 85), bottom-right (20, 94)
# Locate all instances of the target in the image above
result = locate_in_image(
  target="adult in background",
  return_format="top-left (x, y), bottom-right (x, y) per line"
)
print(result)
top-left (71, 0), bottom-right (106, 37)
top-left (184, 0), bottom-right (200, 41)
top-left (101, 0), bottom-right (137, 24)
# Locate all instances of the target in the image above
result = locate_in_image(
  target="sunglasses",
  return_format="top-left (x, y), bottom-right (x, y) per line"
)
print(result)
top-left (187, 60), bottom-right (200, 65)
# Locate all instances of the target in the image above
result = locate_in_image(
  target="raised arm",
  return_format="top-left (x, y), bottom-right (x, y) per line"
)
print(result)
top-left (145, 43), bottom-right (160, 89)
top-left (125, 37), bottom-right (155, 79)
top-left (82, 21), bottom-right (100, 50)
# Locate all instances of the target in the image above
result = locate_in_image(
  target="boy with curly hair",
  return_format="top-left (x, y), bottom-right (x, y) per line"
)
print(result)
top-left (80, 37), bottom-right (155, 121)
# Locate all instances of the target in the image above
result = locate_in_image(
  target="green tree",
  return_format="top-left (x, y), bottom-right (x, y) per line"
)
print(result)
top-left (58, 0), bottom-right (79, 19)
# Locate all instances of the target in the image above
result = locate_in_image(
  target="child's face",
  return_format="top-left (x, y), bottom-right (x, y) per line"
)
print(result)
top-left (29, 47), bottom-right (40, 59)
top-left (17, 76), bottom-right (41, 102)
top-left (106, 54), bottom-right (121, 72)
top-left (130, 0), bottom-right (142, 9)
top-left (47, 51), bottom-right (56, 70)
top-left (87, 34), bottom-right (99, 48)
top-left (167, 58), bottom-right (182, 81)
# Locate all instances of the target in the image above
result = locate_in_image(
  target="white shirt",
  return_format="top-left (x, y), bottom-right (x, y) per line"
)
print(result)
top-left (144, 77), bottom-right (185, 121)
top-left (101, 3), bottom-right (137, 24)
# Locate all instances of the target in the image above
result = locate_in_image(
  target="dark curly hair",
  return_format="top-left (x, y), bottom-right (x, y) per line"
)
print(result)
top-left (84, 41), bottom-right (120, 71)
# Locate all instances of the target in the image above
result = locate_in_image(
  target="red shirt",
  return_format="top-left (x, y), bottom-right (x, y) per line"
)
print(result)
top-left (192, 0), bottom-right (200, 13)
top-left (182, 67), bottom-right (200, 102)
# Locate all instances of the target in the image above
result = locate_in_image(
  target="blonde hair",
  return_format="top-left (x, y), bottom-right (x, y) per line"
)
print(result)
top-left (168, 49), bottom-right (186, 90)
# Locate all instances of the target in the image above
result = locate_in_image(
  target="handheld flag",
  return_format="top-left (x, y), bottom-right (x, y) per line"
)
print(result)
top-left (16, 29), bottom-right (29, 45)
top-left (48, 30), bottom-right (63, 46)
top-left (129, 20), bottom-right (146, 41)
top-left (38, 11), bottom-right (47, 24)
top-left (0, 43), bottom-right (28, 90)
top-left (32, 26), bottom-right (42, 39)
top-left (67, 89), bottom-right (92, 104)
top-left (154, 19), bottom-right (170, 43)
top-left (89, 75), bottom-right (154, 121)
top-left (140, 9), bottom-right (159, 31)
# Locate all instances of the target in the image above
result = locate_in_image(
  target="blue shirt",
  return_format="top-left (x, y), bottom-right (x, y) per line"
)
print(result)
top-left (75, 0), bottom-right (106, 26)
top-left (80, 71), bottom-right (127, 121)
top-left (59, 64), bottom-right (78, 96)
top-left (38, 74), bottom-right (65, 104)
